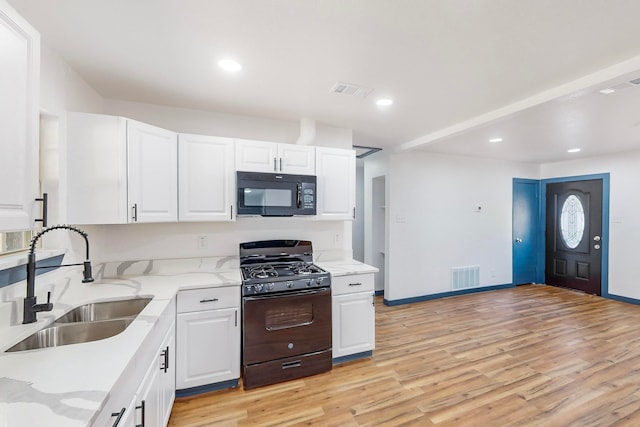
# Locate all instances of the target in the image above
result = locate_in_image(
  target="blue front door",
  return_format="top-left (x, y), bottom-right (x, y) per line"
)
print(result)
top-left (513, 179), bottom-right (539, 285)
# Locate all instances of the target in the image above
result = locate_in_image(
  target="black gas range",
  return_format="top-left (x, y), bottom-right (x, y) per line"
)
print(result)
top-left (239, 239), bottom-right (333, 389)
top-left (240, 240), bottom-right (331, 295)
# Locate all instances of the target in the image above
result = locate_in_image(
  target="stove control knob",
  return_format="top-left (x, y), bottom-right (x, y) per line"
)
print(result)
top-left (307, 279), bottom-right (313, 287)
top-left (245, 285), bottom-right (254, 294)
top-left (316, 277), bottom-right (324, 285)
top-left (286, 281), bottom-right (294, 289)
top-left (267, 283), bottom-right (275, 291)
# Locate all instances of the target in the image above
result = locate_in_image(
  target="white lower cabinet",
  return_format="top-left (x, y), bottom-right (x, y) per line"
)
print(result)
top-left (134, 321), bottom-right (175, 427)
top-left (176, 286), bottom-right (240, 393)
top-left (331, 273), bottom-right (376, 360)
top-left (92, 299), bottom-right (176, 427)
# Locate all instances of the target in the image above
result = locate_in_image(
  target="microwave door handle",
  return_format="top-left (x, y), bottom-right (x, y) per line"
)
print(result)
top-left (297, 183), bottom-right (302, 208)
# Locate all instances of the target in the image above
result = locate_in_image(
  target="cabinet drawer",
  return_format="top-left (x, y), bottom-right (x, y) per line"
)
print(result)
top-left (177, 286), bottom-right (240, 313)
top-left (331, 273), bottom-right (374, 296)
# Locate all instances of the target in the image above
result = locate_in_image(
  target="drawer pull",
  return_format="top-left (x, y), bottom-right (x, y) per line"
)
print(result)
top-left (200, 298), bottom-right (219, 303)
top-left (348, 283), bottom-right (363, 286)
top-left (111, 408), bottom-right (126, 426)
top-left (282, 360), bottom-right (302, 369)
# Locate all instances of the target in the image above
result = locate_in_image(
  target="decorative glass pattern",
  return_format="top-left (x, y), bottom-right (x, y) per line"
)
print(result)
top-left (560, 195), bottom-right (585, 249)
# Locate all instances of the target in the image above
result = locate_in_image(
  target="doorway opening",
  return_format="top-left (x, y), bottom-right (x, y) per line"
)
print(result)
top-left (372, 175), bottom-right (385, 294)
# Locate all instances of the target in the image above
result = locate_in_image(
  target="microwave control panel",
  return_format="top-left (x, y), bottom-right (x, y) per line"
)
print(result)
top-left (301, 183), bottom-right (315, 210)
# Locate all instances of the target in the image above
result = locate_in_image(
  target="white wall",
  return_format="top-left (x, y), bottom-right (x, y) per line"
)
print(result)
top-left (541, 151), bottom-right (640, 301)
top-left (386, 151), bottom-right (539, 301)
top-left (37, 45), bottom-right (352, 264)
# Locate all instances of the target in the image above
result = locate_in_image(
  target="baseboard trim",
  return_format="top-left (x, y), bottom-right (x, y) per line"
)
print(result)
top-left (383, 283), bottom-right (514, 306)
top-left (374, 290), bottom-right (384, 296)
top-left (333, 350), bottom-right (373, 365)
top-left (175, 379), bottom-right (239, 398)
top-left (603, 293), bottom-right (640, 306)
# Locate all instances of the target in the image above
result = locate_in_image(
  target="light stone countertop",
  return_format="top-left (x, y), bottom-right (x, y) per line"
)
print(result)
top-left (0, 255), bottom-right (376, 426)
top-left (0, 255), bottom-right (241, 427)
top-left (316, 259), bottom-right (379, 276)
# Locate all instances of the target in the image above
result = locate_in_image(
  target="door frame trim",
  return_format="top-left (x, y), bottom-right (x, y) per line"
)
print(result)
top-left (540, 173), bottom-right (610, 296)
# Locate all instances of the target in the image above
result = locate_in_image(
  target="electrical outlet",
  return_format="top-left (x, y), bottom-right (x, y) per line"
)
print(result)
top-left (197, 235), bottom-right (208, 250)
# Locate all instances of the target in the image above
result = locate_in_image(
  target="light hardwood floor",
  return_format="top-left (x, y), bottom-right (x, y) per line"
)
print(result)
top-left (168, 285), bottom-right (640, 426)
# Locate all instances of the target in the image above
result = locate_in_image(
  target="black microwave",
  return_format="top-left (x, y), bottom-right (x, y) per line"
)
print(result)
top-left (236, 171), bottom-right (317, 216)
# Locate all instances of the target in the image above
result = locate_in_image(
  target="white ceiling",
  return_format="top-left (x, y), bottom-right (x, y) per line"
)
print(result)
top-left (8, 0), bottom-right (640, 162)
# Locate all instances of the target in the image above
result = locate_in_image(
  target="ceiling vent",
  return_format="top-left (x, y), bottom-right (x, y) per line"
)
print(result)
top-left (330, 82), bottom-right (373, 98)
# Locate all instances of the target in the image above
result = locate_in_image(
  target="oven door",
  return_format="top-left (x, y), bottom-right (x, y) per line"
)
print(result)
top-left (242, 287), bottom-right (331, 365)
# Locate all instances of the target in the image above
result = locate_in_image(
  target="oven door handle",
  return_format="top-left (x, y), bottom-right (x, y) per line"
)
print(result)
top-left (243, 287), bottom-right (329, 301)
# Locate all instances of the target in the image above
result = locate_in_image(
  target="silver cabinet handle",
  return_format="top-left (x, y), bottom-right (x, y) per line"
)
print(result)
top-left (200, 298), bottom-right (219, 303)
top-left (349, 283), bottom-right (362, 286)
top-left (279, 157), bottom-right (283, 171)
top-left (131, 203), bottom-right (138, 222)
top-left (515, 238), bottom-right (522, 243)
top-left (273, 157), bottom-right (277, 171)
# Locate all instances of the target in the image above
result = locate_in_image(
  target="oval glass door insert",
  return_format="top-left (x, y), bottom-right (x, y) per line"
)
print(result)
top-left (560, 194), bottom-right (585, 249)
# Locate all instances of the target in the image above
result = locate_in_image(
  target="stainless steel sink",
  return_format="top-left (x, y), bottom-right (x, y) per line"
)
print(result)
top-left (5, 297), bottom-right (153, 352)
top-left (6, 318), bottom-right (134, 352)
top-left (55, 297), bottom-right (152, 323)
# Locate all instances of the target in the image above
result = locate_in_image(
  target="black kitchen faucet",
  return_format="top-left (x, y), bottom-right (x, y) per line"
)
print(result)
top-left (23, 224), bottom-right (94, 324)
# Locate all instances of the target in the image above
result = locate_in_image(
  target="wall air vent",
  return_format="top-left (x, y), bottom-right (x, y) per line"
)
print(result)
top-left (451, 265), bottom-right (480, 290)
top-left (329, 81), bottom-right (373, 98)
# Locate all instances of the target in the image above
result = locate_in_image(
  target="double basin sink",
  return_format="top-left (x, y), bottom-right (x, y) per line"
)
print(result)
top-left (6, 297), bottom-right (152, 352)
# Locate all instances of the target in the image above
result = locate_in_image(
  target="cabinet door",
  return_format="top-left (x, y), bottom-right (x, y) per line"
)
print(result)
top-left (178, 134), bottom-right (235, 221)
top-left (0, 3), bottom-right (39, 231)
top-left (176, 307), bottom-right (240, 390)
top-left (332, 292), bottom-right (375, 358)
top-left (67, 113), bottom-right (128, 224)
top-left (127, 120), bottom-right (178, 223)
top-left (136, 353), bottom-right (161, 427)
top-left (158, 321), bottom-right (175, 427)
top-left (235, 139), bottom-right (278, 172)
top-left (278, 145), bottom-right (315, 174)
top-left (315, 147), bottom-right (356, 220)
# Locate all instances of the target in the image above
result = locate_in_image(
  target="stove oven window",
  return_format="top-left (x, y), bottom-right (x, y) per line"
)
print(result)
top-left (265, 303), bottom-right (313, 331)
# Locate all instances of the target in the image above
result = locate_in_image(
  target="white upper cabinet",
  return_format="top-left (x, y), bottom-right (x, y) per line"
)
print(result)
top-left (278, 144), bottom-right (316, 175)
top-left (235, 139), bottom-right (315, 175)
top-left (127, 120), bottom-right (178, 223)
top-left (0, 3), bottom-right (40, 231)
top-left (178, 134), bottom-right (235, 222)
top-left (315, 147), bottom-right (356, 220)
top-left (67, 113), bottom-right (178, 224)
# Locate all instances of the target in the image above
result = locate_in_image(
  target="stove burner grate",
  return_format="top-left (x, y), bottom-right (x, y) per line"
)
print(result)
top-left (248, 265), bottom-right (278, 279)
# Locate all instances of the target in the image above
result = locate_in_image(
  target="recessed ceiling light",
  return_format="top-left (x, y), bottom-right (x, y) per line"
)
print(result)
top-left (599, 88), bottom-right (615, 95)
top-left (376, 99), bottom-right (393, 107)
top-left (567, 148), bottom-right (581, 153)
top-left (218, 59), bottom-right (242, 72)
top-left (489, 138), bottom-right (503, 143)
